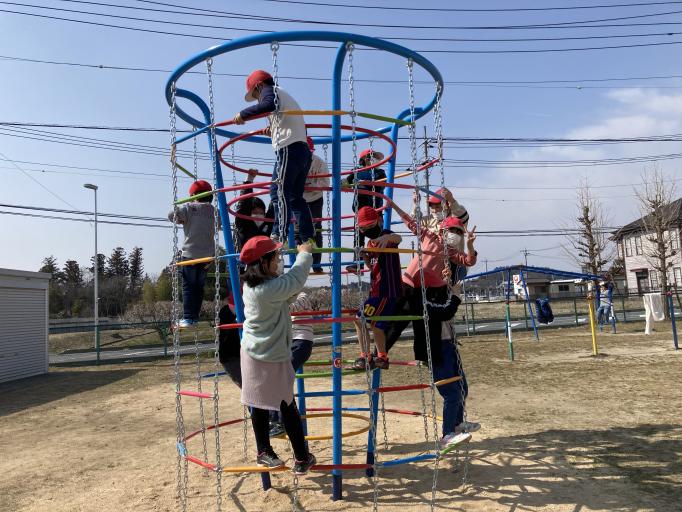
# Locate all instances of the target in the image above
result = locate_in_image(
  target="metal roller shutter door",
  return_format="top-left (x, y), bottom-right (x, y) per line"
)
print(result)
top-left (0, 287), bottom-right (47, 383)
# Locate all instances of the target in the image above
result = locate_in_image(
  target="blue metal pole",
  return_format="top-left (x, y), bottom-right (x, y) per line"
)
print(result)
top-left (382, 109), bottom-right (411, 230)
top-left (330, 41), bottom-right (347, 501)
top-left (519, 270), bottom-right (539, 341)
top-left (668, 292), bottom-right (679, 350)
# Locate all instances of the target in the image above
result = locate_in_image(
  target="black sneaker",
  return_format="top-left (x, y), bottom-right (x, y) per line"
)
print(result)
top-left (312, 267), bottom-right (325, 274)
top-left (256, 450), bottom-right (284, 468)
top-left (293, 453), bottom-right (316, 475)
top-left (351, 356), bottom-right (375, 371)
top-left (268, 421), bottom-right (286, 438)
top-left (374, 355), bottom-right (389, 370)
top-left (345, 264), bottom-right (358, 273)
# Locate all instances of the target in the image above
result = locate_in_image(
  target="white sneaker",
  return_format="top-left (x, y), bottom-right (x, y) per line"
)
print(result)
top-left (455, 421), bottom-right (481, 434)
top-left (439, 432), bottom-right (472, 449)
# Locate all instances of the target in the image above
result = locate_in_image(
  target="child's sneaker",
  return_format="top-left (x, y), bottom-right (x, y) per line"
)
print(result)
top-left (292, 453), bottom-right (316, 475)
top-left (439, 432), bottom-right (472, 449)
top-left (175, 318), bottom-right (195, 329)
top-left (268, 421), bottom-right (286, 438)
top-left (374, 355), bottom-right (389, 370)
top-left (312, 267), bottom-right (325, 274)
top-left (351, 356), bottom-right (374, 371)
top-left (256, 450), bottom-right (284, 468)
top-left (455, 421), bottom-right (481, 434)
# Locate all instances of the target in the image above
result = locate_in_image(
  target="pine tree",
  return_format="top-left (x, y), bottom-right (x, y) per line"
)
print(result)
top-left (128, 247), bottom-right (144, 298)
top-left (40, 256), bottom-right (64, 315)
top-left (107, 247), bottom-right (129, 277)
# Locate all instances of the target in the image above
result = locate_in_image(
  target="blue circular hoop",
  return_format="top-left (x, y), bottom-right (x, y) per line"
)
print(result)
top-left (164, 31), bottom-right (444, 145)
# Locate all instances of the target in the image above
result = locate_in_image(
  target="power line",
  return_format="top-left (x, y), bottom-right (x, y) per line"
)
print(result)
top-left (0, 209), bottom-right (172, 228)
top-left (6, 4), bottom-right (682, 53)
top-left (0, 202), bottom-right (169, 222)
top-left (0, 152), bottom-right (81, 210)
top-left (254, 0), bottom-right (682, 12)
top-left (5, 53), bottom-right (682, 87)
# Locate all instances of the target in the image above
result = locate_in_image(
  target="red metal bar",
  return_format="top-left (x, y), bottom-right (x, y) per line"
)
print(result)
top-left (185, 455), bottom-right (217, 471)
top-left (178, 390), bottom-right (214, 399)
top-left (375, 383), bottom-right (429, 393)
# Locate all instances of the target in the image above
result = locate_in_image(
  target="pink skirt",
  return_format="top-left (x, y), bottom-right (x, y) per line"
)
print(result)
top-left (240, 349), bottom-right (295, 411)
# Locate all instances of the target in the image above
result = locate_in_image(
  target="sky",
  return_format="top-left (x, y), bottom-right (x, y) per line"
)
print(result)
top-left (1, 0), bottom-right (682, 283)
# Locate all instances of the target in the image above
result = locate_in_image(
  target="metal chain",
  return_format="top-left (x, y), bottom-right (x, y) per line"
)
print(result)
top-left (323, 143), bottom-right (333, 287)
top-left (242, 406), bottom-right (249, 461)
top-left (417, 362), bottom-right (430, 443)
top-left (379, 374), bottom-right (389, 451)
top-left (191, 125), bottom-right (210, 476)
top-left (407, 57), bottom-right (441, 511)
top-left (169, 82), bottom-right (189, 512)
top-left (271, 42), bottom-right (286, 245)
top-left (291, 474), bottom-right (300, 512)
top-left (206, 57), bottom-right (224, 512)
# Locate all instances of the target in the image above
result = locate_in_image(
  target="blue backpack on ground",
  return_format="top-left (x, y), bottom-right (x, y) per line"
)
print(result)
top-left (535, 298), bottom-right (554, 324)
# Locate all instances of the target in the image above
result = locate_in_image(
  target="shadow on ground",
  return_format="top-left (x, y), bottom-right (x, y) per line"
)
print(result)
top-left (0, 369), bottom-right (140, 416)
top-left (224, 423), bottom-right (682, 511)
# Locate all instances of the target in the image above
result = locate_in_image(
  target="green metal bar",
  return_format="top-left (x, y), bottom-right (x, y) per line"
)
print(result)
top-left (356, 111), bottom-right (414, 126)
top-left (175, 189), bottom-right (215, 205)
top-left (95, 325), bottom-right (101, 365)
top-left (175, 162), bottom-right (197, 180)
top-left (523, 301), bottom-right (529, 331)
top-left (505, 302), bottom-right (514, 362)
top-left (621, 293), bottom-right (628, 322)
top-left (573, 297), bottom-right (579, 326)
top-left (296, 369), bottom-right (362, 379)
top-left (470, 302), bottom-right (476, 335)
top-left (162, 326), bottom-right (168, 357)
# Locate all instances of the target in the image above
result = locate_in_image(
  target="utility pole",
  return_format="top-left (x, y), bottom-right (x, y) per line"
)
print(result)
top-left (84, 183), bottom-right (99, 365)
top-left (484, 258), bottom-right (489, 272)
top-left (522, 248), bottom-right (529, 266)
top-left (422, 126), bottom-right (430, 211)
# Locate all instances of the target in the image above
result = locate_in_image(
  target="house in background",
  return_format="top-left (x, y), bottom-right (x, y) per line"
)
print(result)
top-left (611, 197), bottom-right (682, 295)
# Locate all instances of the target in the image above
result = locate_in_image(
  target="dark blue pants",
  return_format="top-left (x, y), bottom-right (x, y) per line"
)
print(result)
top-left (271, 141), bottom-right (314, 242)
top-left (307, 197), bottom-right (324, 269)
top-left (180, 263), bottom-right (207, 321)
top-left (270, 338), bottom-right (313, 424)
top-left (432, 339), bottom-right (468, 436)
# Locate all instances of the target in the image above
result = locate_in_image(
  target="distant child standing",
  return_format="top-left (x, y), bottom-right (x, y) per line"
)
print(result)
top-left (350, 207), bottom-right (402, 371)
top-left (234, 70), bottom-right (314, 245)
top-left (239, 236), bottom-right (316, 474)
top-left (168, 180), bottom-right (218, 328)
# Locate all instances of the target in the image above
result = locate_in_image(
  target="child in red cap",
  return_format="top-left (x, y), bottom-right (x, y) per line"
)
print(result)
top-left (238, 236), bottom-right (317, 475)
top-left (351, 206), bottom-right (402, 370)
top-left (168, 180), bottom-right (219, 328)
top-left (233, 70), bottom-right (314, 246)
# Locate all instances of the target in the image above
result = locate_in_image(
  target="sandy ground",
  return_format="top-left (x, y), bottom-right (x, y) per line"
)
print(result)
top-left (1, 321), bottom-right (681, 512)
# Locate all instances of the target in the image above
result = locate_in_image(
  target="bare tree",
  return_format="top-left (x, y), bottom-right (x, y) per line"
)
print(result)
top-left (564, 180), bottom-right (613, 275)
top-left (635, 167), bottom-right (679, 315)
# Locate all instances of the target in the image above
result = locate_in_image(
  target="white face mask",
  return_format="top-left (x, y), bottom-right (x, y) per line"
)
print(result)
top-left (370, 156), bottom-right (381, 165)
top-left (254, 220), bottom-right (264, 228)
top-left (445, 232), bottom-right (464, 249)
top-left (276, 259), bottom-right (284, 276)
top-left (434, 211), bottom-right (446, 222)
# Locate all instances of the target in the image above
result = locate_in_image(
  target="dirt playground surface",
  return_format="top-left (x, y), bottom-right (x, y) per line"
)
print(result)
top-left (1, 322), bottom-right (680, 511)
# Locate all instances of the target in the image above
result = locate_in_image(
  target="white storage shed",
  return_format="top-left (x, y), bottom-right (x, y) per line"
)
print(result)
top-left (0, 268), bottom-right (50, 383)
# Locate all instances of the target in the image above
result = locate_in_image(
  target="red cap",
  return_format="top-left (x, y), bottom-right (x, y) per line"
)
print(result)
top-left (245, 70), bottom-right (273, 101)
top-left (189, 180), bottom-right (212, 197)
top-left (306, 136), bottom-right (315, 152)
top-left (359, 149), bottom-right (385, 162)
top-left (441, 216), bottom-right (465, 231)
top-left (428, 187), bottom-right (446, 205)
top-left (240, 236), bottom-right (282, 264)
top-left (358, 206), bottom-right (379, 228)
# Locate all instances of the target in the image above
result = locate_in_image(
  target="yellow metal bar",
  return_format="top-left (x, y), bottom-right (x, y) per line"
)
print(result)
top-left (282, 109), bottom-right (349, 116)
top-left (434, 375), bottom-right (462, 387)
top-left (273, 412), bottom-right (370, 442)
top-left (176, 256), bottom-right (214, 267)
top-left (587, 296), bottom-right (599, 356)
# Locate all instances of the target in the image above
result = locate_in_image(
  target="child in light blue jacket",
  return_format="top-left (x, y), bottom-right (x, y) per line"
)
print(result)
top-left (239, 236), bottom-right (316, 475)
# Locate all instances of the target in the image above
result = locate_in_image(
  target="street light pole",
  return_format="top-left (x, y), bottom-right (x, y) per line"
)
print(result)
top-left (84, 183), bottom-right (99, 364)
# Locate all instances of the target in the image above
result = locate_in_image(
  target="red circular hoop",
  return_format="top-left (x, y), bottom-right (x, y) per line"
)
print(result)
top-left (217, 123), bottom-right (396, 178)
